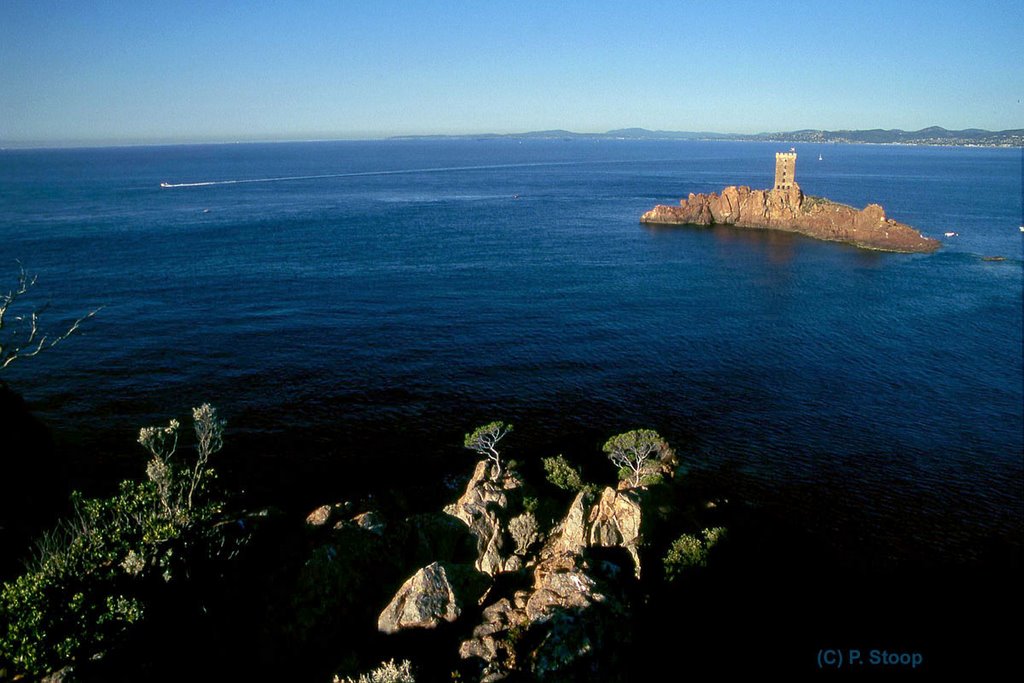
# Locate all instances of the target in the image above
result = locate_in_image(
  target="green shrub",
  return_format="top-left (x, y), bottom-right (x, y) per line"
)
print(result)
top-left (0, 404), bottom-right (231, 678)
top-left (0, 527), bottom-right (148, 677)
top-left (334, 659), bottom-right (415, 683)
top-left (509, 512), bottom-right (541, 555)
top-left (637, 472), bottom-right (664, 487)
top-left (542, 455), bottom-right (585, 492)
top-left (663, 527), bottom-right (727, 581)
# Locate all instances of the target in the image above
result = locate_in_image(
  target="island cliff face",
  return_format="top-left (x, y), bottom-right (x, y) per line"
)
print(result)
top-left (641, 156), bottom-right (941, 253)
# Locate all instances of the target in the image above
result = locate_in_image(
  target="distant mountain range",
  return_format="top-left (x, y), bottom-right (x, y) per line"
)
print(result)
top-left (393, 126), bottom-right (1023, 147)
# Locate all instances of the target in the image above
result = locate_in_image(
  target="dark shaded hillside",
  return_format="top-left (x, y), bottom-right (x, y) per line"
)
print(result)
top-left (0, 383), bottom-right (69, 578)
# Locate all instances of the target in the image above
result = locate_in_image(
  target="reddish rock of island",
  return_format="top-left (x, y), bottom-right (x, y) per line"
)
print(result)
top-left (641, 153), bottom-right (941, 254)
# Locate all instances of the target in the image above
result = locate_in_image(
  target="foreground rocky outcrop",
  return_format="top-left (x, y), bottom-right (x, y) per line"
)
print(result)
top-left (358, 459), bottom-right (653, 681)
top-left (455, 483), bottom-right (645, 681)
top-left (443, 461), bottom-right (526, 576)
top-left (461, 547), bottom-right (630, 682)
top-left (641, 184), bottom-right (941, 253)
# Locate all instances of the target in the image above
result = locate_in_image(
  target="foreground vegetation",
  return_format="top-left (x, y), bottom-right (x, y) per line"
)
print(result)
top-left (0, 409), bottom-right (738, 681)
top-left (0, 405), bottom-right (236, 677)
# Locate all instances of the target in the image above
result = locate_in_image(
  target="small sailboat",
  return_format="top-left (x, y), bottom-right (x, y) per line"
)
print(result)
top-left (818, 153), bottom-right (823, 161)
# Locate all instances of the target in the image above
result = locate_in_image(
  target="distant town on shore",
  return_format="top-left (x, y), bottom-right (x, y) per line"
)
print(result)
top-left (393, 126), bottom-right (1024, 147)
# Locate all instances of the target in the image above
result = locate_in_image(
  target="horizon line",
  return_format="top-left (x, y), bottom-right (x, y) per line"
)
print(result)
top-left (2, 124), bottom-right (1020, 151)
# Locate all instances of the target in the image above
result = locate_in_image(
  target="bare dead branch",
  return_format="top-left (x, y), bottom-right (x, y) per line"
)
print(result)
top-left (0, 264), bottom-right (102, 370)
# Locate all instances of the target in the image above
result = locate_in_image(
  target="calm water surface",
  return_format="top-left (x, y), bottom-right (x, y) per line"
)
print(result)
top-left (1, 140), bottom-right (1020, 563)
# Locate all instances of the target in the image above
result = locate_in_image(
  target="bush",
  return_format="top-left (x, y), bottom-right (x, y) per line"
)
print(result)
top-left (663, 527), bottom-right (727, 581)
top-left (334, 659), bottom-right (415, 683)
top-left (0, 568), bottom-right (145, 676)
top-left (0, 404), bottom-right (233, 677)
top-left (542, 455), bottom-right (585, 492)
top-left (509, 512), bottom-right (541, 555)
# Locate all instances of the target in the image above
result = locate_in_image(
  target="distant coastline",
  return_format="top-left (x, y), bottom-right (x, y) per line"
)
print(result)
top-left (5, 125), bottom-right (1021, 150)
top-left (391, 126), bottom-right (1024, 148)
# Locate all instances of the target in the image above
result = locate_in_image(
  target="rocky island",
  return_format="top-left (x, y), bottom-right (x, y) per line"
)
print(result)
top-left (641, 152), bottom-right (941, 253)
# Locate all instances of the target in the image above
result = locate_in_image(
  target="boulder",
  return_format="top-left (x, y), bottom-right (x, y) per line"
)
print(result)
top-left (459, 596), bottom-right (530, 663)
top-left (350, 510), bottom-right (386, 536)
top-left (377, 562), bottom-right (487, 634)
top-left (551, 491), bottom-right (589, 555)
top-left (305, 502), bottom-right (350, 527)
top-left (459, 634), bottom-right (499, 663)
top-left (502, 555), bottom-right (524, 573)
top-left (444, 461), bottom-right (522, 575)
top-left (525, 552), bottom-right (602, 624)
top-left (459, 550), bottom-right (607, 670)
top-left (444, 461), bottom-right (517, 526)
top-left (587, 488), bottom-right (642, 576)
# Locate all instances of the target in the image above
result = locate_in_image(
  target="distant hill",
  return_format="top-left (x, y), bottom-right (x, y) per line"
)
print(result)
top-left (746, 126), bottom-right (1023, 145)
top-left (392, 126), bottom-right (1023, 146)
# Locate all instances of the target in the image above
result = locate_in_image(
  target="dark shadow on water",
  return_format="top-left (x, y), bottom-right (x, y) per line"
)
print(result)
top-left (634, 463), bottom-right (1023, 677)
top-left (644, 220), bottom-right (889, 268)
top-left (710, 223), bottom-right (799, 266)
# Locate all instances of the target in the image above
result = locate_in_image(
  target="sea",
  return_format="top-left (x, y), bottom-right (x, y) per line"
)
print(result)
top-left (1, 139), bottom-right (1021, 568)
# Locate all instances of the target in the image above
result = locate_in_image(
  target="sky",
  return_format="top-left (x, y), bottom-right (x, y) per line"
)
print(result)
top-left (1, 0), bottom-right (1022, 145)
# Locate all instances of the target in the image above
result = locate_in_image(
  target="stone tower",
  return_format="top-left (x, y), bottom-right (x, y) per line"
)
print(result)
top-left (774, 151), bottom-right (797, 190)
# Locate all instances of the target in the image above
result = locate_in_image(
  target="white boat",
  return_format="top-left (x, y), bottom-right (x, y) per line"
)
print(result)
top-left (818, 154), bottom-right (823, 161)
top-left (160, 182), bottom-right (171, 188)
top-left (944, 232), bottom-right (957, 237)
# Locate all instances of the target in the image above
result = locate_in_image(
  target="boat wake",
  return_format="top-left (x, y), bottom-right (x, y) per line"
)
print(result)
top-left (156, 158), bottom-right (671, 189)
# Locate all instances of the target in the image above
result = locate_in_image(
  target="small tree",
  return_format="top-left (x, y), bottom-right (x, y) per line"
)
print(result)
top-left (464, 421), bottom-right (512, 477)
top-left (0, 263), bottom-right (100, 371)
top-left (602, 429), bottom-right (670, 488)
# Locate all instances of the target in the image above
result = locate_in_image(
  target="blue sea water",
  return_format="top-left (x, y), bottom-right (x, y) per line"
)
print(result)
top-left (1, 139), bottom-right (1021, 563)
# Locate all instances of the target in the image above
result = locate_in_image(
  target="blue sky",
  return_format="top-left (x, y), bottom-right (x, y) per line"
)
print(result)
top-left (1, 0), bottom-right (1021, 145)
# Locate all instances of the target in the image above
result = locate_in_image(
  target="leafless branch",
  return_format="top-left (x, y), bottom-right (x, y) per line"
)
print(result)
top-left (0, 263), bottom-right (102, 370)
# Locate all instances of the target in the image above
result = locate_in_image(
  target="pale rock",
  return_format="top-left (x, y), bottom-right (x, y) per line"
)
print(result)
top-left (377, 561), bottom-right (485, 634)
